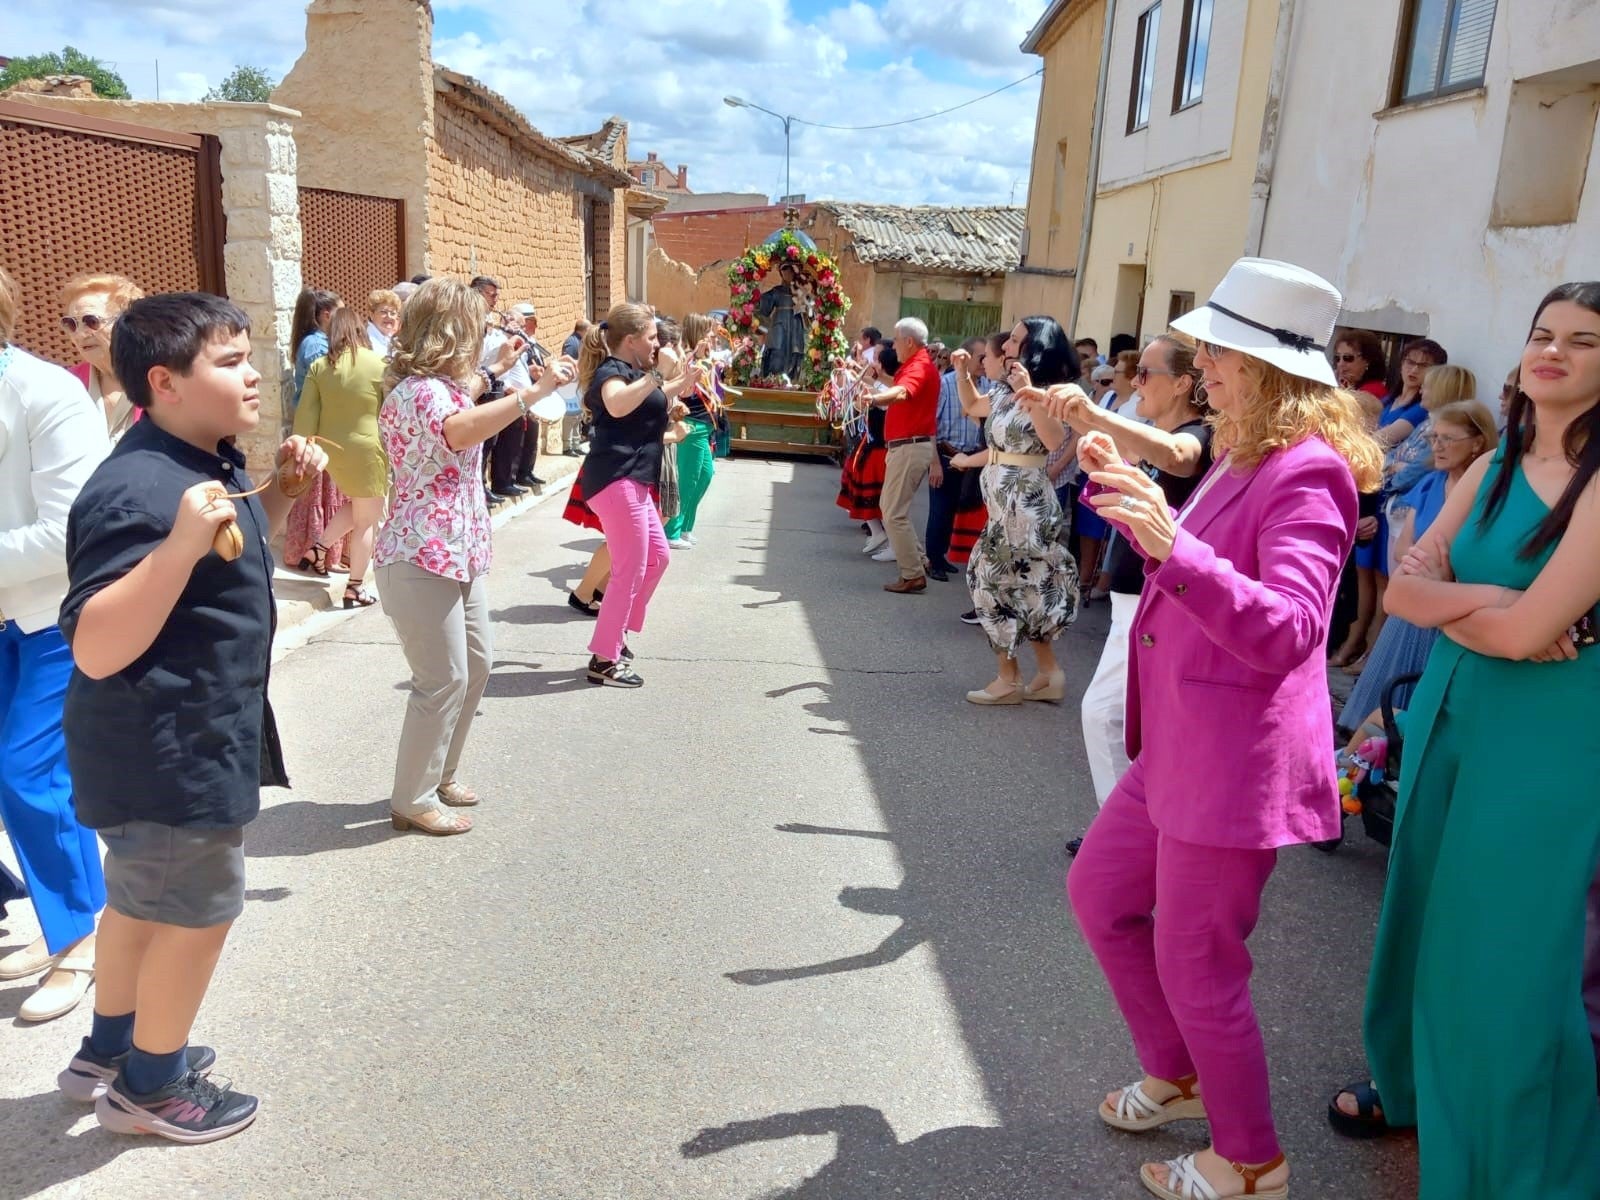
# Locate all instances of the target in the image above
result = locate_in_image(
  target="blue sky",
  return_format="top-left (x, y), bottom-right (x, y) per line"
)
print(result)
top-left (7, 0), bottom-right (1047, 205)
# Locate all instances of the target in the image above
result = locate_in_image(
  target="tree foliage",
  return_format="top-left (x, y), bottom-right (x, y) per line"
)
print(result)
top-left (0, 46), bottom-right (131, 98)
top-left (204, 65), bottom-right (276, 104)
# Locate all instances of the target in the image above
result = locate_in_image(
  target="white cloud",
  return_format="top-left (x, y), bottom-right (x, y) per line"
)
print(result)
top-left (5, 0), bottom-right (1042, 206)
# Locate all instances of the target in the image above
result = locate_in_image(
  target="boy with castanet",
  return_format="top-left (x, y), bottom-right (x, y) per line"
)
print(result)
top-left (55, 293), bottom-right (326, 1142)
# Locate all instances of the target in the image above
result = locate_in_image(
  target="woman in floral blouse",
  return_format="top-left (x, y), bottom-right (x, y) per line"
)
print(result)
top-left (374, 278), bottom-right (574, 836)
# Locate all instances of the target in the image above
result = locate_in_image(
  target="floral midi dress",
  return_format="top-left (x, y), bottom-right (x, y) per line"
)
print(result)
top-left (967, 384), bottom-right (1081, 655)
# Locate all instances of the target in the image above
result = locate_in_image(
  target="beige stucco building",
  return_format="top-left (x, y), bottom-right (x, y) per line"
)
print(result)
top-left (1002, 0), bottom-right (1109, 327)
top-left (1070, 0), bottom-right (1286, 346)
top-left (1259, 0), bottom-right (1600, 393)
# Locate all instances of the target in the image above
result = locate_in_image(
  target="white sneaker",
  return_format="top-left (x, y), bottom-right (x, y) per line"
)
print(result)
top-left (682, 532), bottom-right (698, 546)
top-left (668, 537), bottom-right (692, 550)
top-left (862, 532), bottom-right (888, 554)
top-left (871, 546), bottom-right (897, 562)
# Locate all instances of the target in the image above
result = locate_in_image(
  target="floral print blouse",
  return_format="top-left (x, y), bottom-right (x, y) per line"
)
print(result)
top-left (374, 375), bottom-right (491, 581)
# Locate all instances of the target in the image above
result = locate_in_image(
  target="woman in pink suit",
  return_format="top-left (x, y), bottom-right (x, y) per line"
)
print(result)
top-left (1064, 259), bottom-right (1382, 1200)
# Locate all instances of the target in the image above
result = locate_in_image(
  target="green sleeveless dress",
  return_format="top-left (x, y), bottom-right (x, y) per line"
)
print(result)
top-left (1363, 453), bottom-right (1600, 1199)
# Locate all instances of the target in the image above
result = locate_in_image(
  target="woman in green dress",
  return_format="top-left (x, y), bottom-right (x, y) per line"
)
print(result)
top-left (1354, 281), bottom-right (1600, 1198)
top-left (294, 308), bottom-right (391, 608)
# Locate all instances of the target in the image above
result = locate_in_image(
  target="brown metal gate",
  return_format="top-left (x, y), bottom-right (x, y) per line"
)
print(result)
top-left (298, 187), bottom-right (405, 308)
top-left (0, 98), bottom-right (224, 366)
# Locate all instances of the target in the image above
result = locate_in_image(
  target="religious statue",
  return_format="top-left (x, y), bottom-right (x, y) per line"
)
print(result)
top-left (756, 261), bottom-right (812, 381)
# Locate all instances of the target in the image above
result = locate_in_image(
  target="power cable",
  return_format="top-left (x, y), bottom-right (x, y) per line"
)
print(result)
top-left (788, 68), bottom-right (1043, 132)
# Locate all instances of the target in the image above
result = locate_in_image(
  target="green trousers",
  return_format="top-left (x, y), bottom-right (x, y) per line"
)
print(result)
top-left (664, 422), bottom-right (714, 540)
top-left (1364, 647), bottom-right (1600, 1199)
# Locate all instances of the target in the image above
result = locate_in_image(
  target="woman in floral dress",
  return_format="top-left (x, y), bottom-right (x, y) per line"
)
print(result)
top-left (952, 316), bottom-right (1083, 705)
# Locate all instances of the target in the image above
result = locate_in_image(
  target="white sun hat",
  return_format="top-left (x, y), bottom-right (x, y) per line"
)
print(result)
top-left (1171, 257), bottom-right (1342, 387)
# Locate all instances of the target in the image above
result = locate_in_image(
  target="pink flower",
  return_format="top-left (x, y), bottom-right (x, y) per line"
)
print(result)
top-left (417, 539), bottom-right (454, 574)
top-left (786, 245), bottom-right (799, 259)
top-left (431, 466), bottom-right (461, 498)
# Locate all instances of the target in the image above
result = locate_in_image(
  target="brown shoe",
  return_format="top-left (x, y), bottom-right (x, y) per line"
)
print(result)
top-left (883, 576), bottom-right (927, 594)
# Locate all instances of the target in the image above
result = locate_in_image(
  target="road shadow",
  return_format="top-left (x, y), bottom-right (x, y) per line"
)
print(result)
top-left (483, 660), bottom-right (592, 698)
top-left (245, 799), bottom-right (398, 858)
top-left (0, 1090), bottom-right (142, 1198)
top-left (690, 466), bottom-right (1418, 1199)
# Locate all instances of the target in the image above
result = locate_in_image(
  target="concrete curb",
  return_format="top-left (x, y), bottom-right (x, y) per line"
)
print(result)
top-left (270, 456), bottom-right (580, 664)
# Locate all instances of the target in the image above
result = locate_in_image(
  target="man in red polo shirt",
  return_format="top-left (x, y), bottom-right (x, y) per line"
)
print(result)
top-left (868, 318), bottom-right (941, 593)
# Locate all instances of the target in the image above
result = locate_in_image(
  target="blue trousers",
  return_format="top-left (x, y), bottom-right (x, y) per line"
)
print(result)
top-left (0, 622), bottom-right (103, 952)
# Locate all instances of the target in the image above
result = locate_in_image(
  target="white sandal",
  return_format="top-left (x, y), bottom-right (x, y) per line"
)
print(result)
top-left (1140, 1152), bottom-right (1288, 1200)
top-left (1099, 1074), bottom-right (1207, 1132)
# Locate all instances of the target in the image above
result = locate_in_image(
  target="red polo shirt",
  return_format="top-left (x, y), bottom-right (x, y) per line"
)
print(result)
top-left (885, 346), bottom-right (940, 441)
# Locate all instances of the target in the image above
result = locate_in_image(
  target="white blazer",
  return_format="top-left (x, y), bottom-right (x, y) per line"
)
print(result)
top-left (0, 347), bottom-right (111, 633)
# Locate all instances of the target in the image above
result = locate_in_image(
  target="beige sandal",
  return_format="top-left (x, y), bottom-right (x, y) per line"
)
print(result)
top-left (19, 953), bottom-right (94, 1023)
top-left (436, 781), bottom-right (478, 808)
top-left (391, 808), bottom-right (473, 836)
top-left (1100, 1073), bottom-right (1206, 1132)
top-left (1140, 1151), bottom-right (1287, 1199)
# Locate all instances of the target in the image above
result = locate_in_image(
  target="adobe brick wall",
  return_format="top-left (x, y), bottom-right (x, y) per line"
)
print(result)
top-left (428, 94), bottom-right (627, 449)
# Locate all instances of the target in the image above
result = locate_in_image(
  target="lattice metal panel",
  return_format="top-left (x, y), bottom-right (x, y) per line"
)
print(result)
top-left (0, 113), bottom-right (209, 366)
top-left (298, 188), bottom-right (404, 309)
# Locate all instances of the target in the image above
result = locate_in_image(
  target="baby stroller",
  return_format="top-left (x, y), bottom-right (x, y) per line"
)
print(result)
top-left (1318, 672), bottom-right (1422, 852)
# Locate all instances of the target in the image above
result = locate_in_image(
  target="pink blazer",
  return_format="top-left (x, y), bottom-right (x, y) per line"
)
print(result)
top-left (1125, 436), bottom-right (1358, 849)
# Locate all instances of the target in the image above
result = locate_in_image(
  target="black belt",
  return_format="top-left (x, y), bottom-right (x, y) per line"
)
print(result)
top-left (886, 436), bottom-right (933, 449)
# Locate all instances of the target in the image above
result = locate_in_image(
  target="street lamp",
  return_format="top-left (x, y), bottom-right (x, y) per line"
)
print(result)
top-left (724, 95), bottom-right (794, 200)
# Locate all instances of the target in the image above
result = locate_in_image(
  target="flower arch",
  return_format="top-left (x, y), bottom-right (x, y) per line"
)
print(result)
top-left (725, 230), bottom-right (851, 391)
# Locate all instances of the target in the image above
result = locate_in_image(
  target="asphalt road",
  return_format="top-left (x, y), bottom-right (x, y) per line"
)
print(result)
top-left (0, 457), bottom-right (1418, 1199)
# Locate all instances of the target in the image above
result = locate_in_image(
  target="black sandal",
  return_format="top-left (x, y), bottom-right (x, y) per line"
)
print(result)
top-left (298, 543), bottom-right (331, 577)
top-left (1327, 1080), bottom-right (1393, 1139)
top-left (342, 580), bottom-right (377, 609)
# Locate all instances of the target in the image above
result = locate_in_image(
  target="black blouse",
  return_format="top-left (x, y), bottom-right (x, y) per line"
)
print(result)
top-left (577, 357), bottom-right (670, 497)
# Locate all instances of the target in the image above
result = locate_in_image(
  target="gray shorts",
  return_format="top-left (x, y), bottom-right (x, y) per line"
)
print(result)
top-left (101, 821), bottom-right (246, 928)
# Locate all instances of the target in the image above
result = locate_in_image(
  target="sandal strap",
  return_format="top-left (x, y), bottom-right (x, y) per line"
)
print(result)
top-left (1233, 1153), bottom-right (1286, 1195)
top-left (1113, 1074), bottom-right (1198, 1121)
top-left (1160, 1154), bottom-right (1222, 1200)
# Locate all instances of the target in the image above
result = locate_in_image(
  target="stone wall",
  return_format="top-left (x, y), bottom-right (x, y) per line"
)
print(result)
top-left (273, 0), bottom-right (435, 279)
top-left (5, 95), bottom-right (302, 466)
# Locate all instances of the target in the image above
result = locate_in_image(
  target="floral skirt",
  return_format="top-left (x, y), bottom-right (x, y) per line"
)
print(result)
top-left (283, 471), bottom-right (350, 568)
top-left (967, 465), bottom-right (1080, 654)
top-left (837, 441), bottom-right (886, 522)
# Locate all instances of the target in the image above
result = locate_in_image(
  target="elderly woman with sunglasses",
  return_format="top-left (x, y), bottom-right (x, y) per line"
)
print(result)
top-left (1066, 259), bottom-right (1381, 1200)
top-left (60, 275), bottom-right (145, 444)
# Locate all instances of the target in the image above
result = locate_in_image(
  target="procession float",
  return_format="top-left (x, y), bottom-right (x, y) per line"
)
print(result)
top-left (720, 208), bottom-right (851, 459)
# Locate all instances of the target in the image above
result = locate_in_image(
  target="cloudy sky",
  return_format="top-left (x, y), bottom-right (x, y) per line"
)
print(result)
top-left (6, 0), bottom-right (1046, 206)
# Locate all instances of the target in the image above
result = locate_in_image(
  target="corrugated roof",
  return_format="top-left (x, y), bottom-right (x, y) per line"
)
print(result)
top-left (821, 203), bottom-right (1025, 274)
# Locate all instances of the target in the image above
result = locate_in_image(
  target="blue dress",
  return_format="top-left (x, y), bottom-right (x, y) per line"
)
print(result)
top-left (1339, 471), bottom-right (1449, 726)
top-left (292, 330), bottom-right (329, 413)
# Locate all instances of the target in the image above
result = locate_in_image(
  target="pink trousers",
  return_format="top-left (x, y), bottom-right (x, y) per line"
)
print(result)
top-left (586, 477), bottom-right (670, 662)
top-left (1066, 758), bottom-right (1282, 1163)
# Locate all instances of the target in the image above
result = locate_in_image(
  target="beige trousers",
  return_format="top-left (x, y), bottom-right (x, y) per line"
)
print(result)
top-left (881, 441), bottom-right (934, 579)
top-left (376, 561), bottom-right (493, 816)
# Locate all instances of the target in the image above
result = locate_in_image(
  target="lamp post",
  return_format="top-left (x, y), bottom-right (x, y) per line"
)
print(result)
top-left (723, 95), bottom-right (793, 200)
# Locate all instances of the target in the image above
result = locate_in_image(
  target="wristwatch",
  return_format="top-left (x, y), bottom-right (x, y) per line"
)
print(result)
top-left (649, 368), bottom-right (666, 387)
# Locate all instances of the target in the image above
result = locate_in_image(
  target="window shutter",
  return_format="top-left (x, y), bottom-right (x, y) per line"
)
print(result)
top-left (1442, 0), bottom-right (1497, 88)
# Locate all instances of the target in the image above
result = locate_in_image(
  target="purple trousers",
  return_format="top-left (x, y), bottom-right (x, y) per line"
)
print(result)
top-left (1067, 758), bottom-right (1282, 1163)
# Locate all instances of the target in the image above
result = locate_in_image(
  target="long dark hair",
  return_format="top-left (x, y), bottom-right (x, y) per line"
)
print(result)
top-left (291, 287), bottom-right (339, 355)
top-left (1480, 281), bottom-right (1600, 558)
top-left (326, 307), bottom-right (371, 368)
top-left (1016, 315), bottom-right (1079, 387)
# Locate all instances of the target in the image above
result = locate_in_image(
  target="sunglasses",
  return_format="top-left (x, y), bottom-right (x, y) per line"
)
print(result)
top-left (1134, 366), bottom-right (1174, 383)
top-left (1202, 340), bottom-right (1228, 357)
top-left (1333, 353), bottom-right (1360, 363)
top-left (61, 313), bottom-right (110, 334)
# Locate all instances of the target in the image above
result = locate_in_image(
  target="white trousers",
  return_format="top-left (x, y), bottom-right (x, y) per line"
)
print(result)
top-left (1080, 590), bottom-right (1139, 806)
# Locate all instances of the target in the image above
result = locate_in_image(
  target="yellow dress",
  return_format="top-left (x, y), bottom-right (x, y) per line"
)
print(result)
top-left (292, 347), bottom-right (390, 499)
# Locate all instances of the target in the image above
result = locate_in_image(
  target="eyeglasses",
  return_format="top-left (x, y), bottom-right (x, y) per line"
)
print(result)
top-left (1333, 353), bottom-right (1360, 363)
top-left (1427, 432), bottom-right (1477, 446)
top-left (1201, 340), bottom-right (1230, 358)
top-left (1134, 366), bottom-right (1174, 383)
top-left (1402, 357), bottom-right (1434, 370)
top-left (61, 313), bottom-right (110, 334)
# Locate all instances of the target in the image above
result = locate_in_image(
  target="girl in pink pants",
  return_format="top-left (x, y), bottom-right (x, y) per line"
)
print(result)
top-left (586, 478), bottom-right (670, 666)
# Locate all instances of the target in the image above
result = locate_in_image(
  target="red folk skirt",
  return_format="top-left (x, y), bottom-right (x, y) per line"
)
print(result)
top-left (947, 464), bottom-right (987, 565)
top-left (836, 440), bottom-right (887, 522)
